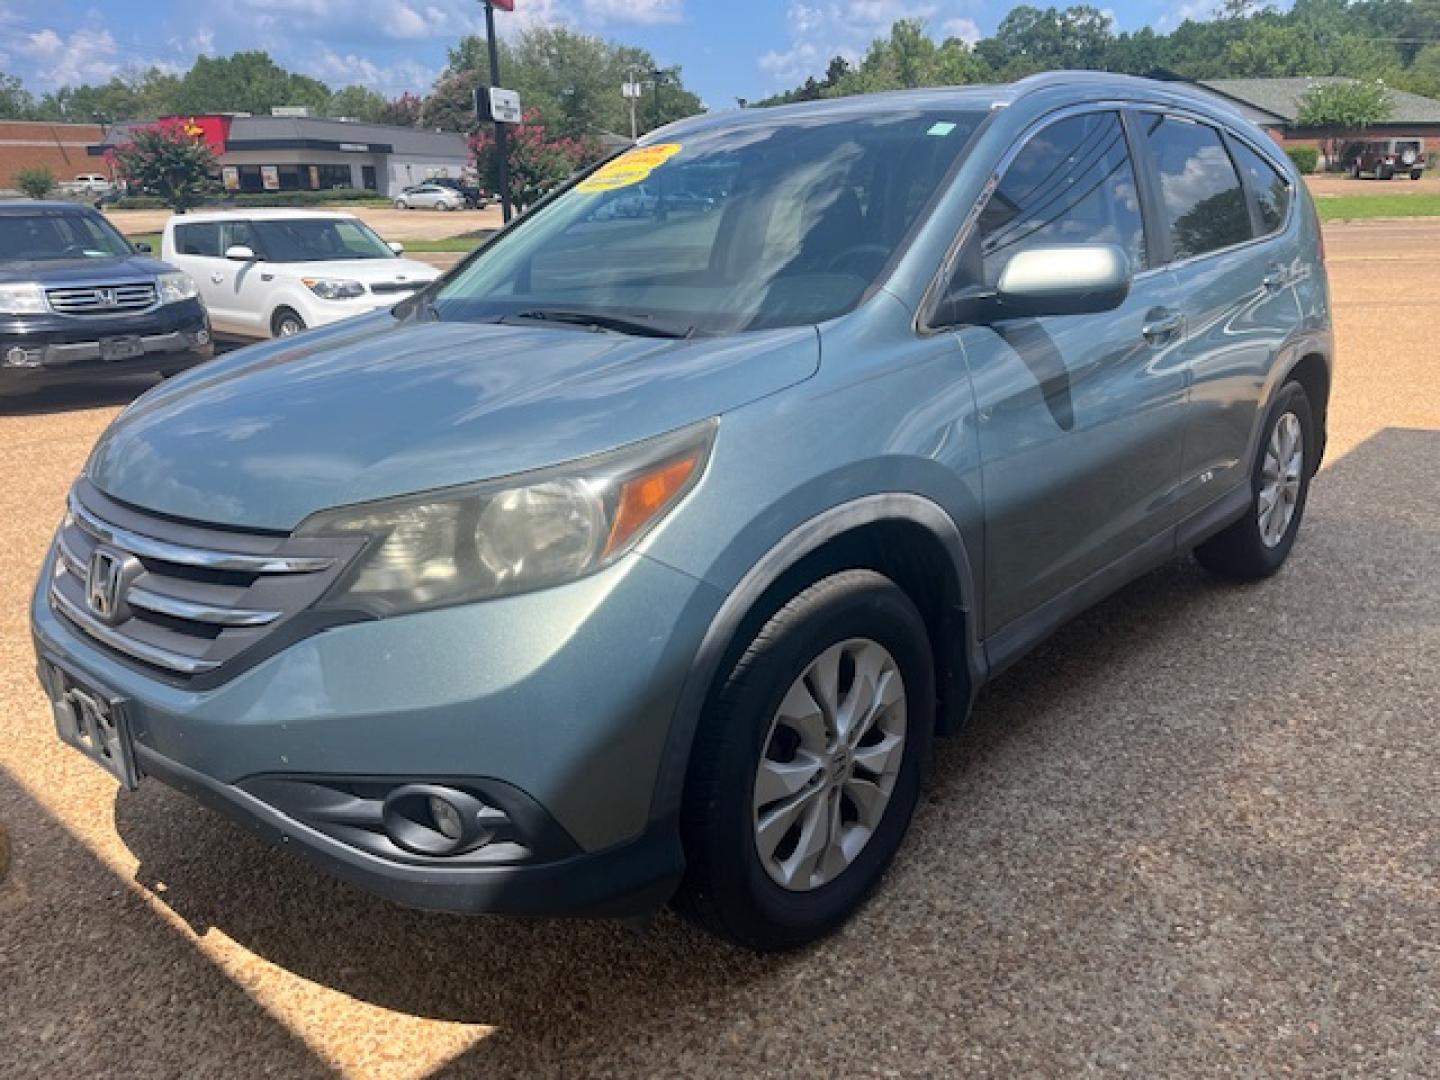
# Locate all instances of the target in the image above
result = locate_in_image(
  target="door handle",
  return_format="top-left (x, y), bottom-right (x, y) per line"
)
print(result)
top-left (210, 273), bottom-right (225, 284)
top-left (1141, 311), bottom-right (1184, 343)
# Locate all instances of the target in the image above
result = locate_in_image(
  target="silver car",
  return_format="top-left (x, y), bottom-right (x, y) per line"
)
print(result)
top-left (33, 73), bottom-right (1332, 951)
top-left (393, 183), bottom-right (466, 211)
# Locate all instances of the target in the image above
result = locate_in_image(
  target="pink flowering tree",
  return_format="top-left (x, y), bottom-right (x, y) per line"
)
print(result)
top-left (471, 110), bottom-right (606, 211)
top-left (108, 119), bottom-right (217, 210)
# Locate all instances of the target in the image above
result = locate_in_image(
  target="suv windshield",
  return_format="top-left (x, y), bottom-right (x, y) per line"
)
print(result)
top-left (251, 217), bottom-right (395, 262)
top-left (0, 211), bottom-right (134, 262)
top-left (433, 109), bottom-right (984, 334)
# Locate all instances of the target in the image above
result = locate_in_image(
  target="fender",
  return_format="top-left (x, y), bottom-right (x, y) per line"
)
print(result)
top-left (646, 492), bottom-right (985, 826)
top-left (1250, 326), bottom-right (1333, 473)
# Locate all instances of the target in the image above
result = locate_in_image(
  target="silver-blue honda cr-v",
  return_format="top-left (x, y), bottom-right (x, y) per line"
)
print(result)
top-left (33, 73), bottom-right (1332, 950)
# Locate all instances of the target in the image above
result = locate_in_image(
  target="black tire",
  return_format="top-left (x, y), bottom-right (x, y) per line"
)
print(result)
top-left (1350, 162), bottom-right (1361, 179)
top-left (673, 569), bottom-right (934, 952)
top-left (1378, 165), bottom-right (1394, 180)
top-left (1194, 381), bottom-right (1315, 580)
top-left (1412, 170), bottom-right (1425, 181)
top-left (271, 308), bottom-right (306, 338)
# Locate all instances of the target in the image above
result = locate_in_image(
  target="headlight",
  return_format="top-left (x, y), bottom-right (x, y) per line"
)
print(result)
top-left (303, 278), bottom-right (366, 300)
top-left (0, 283), bottom-right (47, 315)
top-left (296, 420), bottom-right (716, 616)
top-left (156, 271), bottom-right (199, 305)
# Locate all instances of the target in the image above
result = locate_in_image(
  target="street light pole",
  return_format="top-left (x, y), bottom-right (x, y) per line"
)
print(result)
top-left (482, 0), bottom-right (512, 223)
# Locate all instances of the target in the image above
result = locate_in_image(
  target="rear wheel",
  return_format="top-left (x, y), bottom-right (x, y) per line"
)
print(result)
top-left (1378, 164), bottom-right (1394, 180)
top-left (674, 570), bottom-right (934, 952)
top-left (1350, 162), bottom-right (1361, 179)
top-left (1194, 382), bottom-right (1314, 580)
top-left (1413, 169), bottom-right (1425, 180)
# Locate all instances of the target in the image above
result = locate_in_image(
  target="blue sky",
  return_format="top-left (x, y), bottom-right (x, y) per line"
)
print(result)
top-left (0, 0), bottom-right (1203, 110)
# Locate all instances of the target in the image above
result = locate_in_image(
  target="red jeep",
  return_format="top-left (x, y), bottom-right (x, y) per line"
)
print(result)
top-left (1347, 138), bottom-right (1426, 180)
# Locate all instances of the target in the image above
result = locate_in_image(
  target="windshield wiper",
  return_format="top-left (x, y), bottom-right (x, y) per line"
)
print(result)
top-left (502, 308), bottom-right (693, 339)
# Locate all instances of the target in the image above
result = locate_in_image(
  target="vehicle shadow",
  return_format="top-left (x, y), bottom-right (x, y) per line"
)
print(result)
top-left (0, 375), bottom-right (161, 417)
top-left (110, 427), bottom-right (1440, 1074)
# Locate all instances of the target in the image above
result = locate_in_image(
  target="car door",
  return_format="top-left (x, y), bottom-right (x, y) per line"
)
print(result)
top-left (1134, 113), bottom-right (1300, 519)
top-left (949, 108), bottom-right (1193, 640)
top-left (212, 220), bottom-right (272, 337)
top-left (170, 221), bottom-right (240, 333)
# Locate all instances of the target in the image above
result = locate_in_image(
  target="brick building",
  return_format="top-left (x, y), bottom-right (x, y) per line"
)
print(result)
top-left (1185, 77), bottom-right (1440, 164)
top-left (0, 121), bottom-right (106, 189)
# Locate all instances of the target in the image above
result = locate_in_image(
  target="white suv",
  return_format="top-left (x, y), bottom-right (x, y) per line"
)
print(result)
top-left (161, 210), bottom-right (441, 339)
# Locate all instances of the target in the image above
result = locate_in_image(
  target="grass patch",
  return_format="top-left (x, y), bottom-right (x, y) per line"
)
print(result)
top-left (1316, 194), bottom-right (1440, 221)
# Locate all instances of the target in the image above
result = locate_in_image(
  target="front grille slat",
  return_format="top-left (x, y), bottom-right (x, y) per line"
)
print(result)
top-left (369, 282), bottom-right (422, 295)
top-left (46, 282), bottom-right (158, 316)
top-left (49, 482), bottom-right (355, 682)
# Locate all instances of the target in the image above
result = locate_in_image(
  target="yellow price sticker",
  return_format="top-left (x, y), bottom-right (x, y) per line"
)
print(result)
top-left (578, 143), bottom-right (683, 193)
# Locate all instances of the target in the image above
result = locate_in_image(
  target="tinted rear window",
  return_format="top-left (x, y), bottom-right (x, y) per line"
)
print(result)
top-left (1141, 114), bottom-right (1252, 260)
top-left (1230, 139), bottom-right (1291, 234)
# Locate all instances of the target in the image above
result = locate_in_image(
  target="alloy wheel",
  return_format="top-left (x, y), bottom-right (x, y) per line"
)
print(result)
top-left (752, 638), bottom-right (907, 892)
top-left (1258, 411), bottom-right (1304, 548)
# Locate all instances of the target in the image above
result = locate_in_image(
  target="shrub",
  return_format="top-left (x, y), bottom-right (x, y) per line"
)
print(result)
top-left (13, 166), bottom-right (56, 199)
top-left (111, 188), bottom-right (391, 211)
top-left (1285, 146), bottom-right (1320, 175)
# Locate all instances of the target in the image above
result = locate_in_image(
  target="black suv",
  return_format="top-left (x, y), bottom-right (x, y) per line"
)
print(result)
top-left (1, 201), bottom-right (213, 397)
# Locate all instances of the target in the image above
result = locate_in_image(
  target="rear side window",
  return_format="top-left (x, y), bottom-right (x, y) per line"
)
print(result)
top-left (1141, 115), bottom-right (1252, 260)
top-left (174, 223), bottom-right (222, 257)
top-left (1230, 139), bottom-right (1291, 234)
top-left (978, 111), bottom-right (1147, 283)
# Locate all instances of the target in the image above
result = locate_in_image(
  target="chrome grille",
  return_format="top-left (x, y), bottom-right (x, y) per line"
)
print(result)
top-left (369, 281), bottom-right (423, 295)
top-left (47, 282), bottom-right (158, 316)
top-left (49, 481), bottom-right (360, 682)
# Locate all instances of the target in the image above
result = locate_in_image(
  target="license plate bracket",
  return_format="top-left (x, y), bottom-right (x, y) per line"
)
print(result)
top-left (100, 336), bottom-right (144, 362)
top-left (44, 660), bottom-right (141, 789)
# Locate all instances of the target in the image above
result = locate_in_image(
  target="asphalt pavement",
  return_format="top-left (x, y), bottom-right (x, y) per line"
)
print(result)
top-left (0, 219), bottom-right (1436, 1078)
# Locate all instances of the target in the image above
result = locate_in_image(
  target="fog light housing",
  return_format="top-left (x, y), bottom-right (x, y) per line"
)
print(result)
top-left (193, 328), bottom-right (211, 346)
top-left (381, 784), bottom-right (497, 856)
top-left (4, 346), bottom-right (43, 368)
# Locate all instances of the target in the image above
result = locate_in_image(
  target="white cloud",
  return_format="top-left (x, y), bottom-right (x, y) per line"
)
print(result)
top-left (300, 48), bottom-right (440, 97)
top-left (941, 16), bottom-right (980, 44)
top-left (759, 1), bottom-right (983, 89)
top-left (581, 0), bottom-right (683, 25)
top-left (18, 25), bottom-right (121, 87)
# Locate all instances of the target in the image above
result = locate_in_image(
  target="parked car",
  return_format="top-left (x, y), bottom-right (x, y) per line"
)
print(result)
top-left (161, 209), bottom-right (441, 339)
top-left (393, 184), bottom-right (467, 211)
top-left (33, 73), bottom-right (1332, 951)
top-left (58, 174), bottom-right (117, 197)
top-left (427, 177), bottom-right (490, 209)
top-left (1347, 138), bottom-right (1426, 179)
top-left (1, 201), bottom-right (211, 397)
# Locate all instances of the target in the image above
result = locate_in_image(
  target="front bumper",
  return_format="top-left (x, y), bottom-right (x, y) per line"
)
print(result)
top-left (1, 299), bottom-right (212, 389)
top-left (32, 544), bottom-right (722, 917)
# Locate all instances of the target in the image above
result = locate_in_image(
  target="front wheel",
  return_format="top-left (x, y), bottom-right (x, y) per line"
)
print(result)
top-left (272, 308), bottom-right (306, 338)
top-left (393, 199), bottom-right (408, 210)
top-left (674, 570), bottom-right (934, 951)
top-left (1194, 382), bottom-right (1315, 580)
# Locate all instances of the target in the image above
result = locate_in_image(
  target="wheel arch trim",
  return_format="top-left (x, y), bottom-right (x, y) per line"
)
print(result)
top-left (647, 492), bottom-right (985, 826)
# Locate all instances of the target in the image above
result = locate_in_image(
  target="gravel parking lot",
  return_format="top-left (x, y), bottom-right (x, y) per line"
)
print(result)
top-left (1, 219), bottom-right (1437, 1077)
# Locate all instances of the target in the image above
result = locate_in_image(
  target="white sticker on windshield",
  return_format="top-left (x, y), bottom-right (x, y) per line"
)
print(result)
top-left (927, 122), bottom-right (957, 137)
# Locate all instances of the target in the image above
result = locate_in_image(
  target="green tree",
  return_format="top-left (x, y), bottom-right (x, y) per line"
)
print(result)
top-left (109, 121), bottom-right (217, 210)
top-left (13, 166), bottom-right (56, 199)
top-left (0, 72), bottom-right (35, 119)
top-left (172, 52), bottom-right (331, 117)
top-left (327, 85), bottom-right (391, 122)
top-left (34, 69), bottom-right (181, 122)
top-left (435, 28), bottom-right (700, 137)
top-left (1296, 79), bottom-right (1395, 168)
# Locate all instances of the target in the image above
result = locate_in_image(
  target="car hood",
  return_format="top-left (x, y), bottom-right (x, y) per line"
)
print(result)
top-left (0, 254), bottom-right (171, 285)
top-left (87, 311), bottom-right (819, 531)
top-left (267, 258), bottom-right (440, 282)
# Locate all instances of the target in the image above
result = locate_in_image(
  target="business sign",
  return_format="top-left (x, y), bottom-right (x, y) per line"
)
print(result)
top-left (261, 165), bottom-right (280, 191)
top-left (162, 114), bottom-right (231, 155)
top-left (338, 142), bottom-right (370, 152)
top-left (478, 86), bottom-right (522, 125)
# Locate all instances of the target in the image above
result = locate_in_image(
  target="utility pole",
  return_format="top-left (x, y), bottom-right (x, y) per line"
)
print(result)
top-left (623, 68), bottom-right (642, 141)
top-left (650, 69), bottom-right (665, 133)
top-left (483, 0), bottom-right (512, 223)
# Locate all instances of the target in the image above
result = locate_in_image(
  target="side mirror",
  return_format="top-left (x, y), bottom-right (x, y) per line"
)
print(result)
top-left (225, 244), bottom-right (256, 262)
top-left (936, 244), bottom-right (1132, 326)
top-left (133, 242), bottom-right (152, 253)
top-left (388, 241), bottom-right (405, 254)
